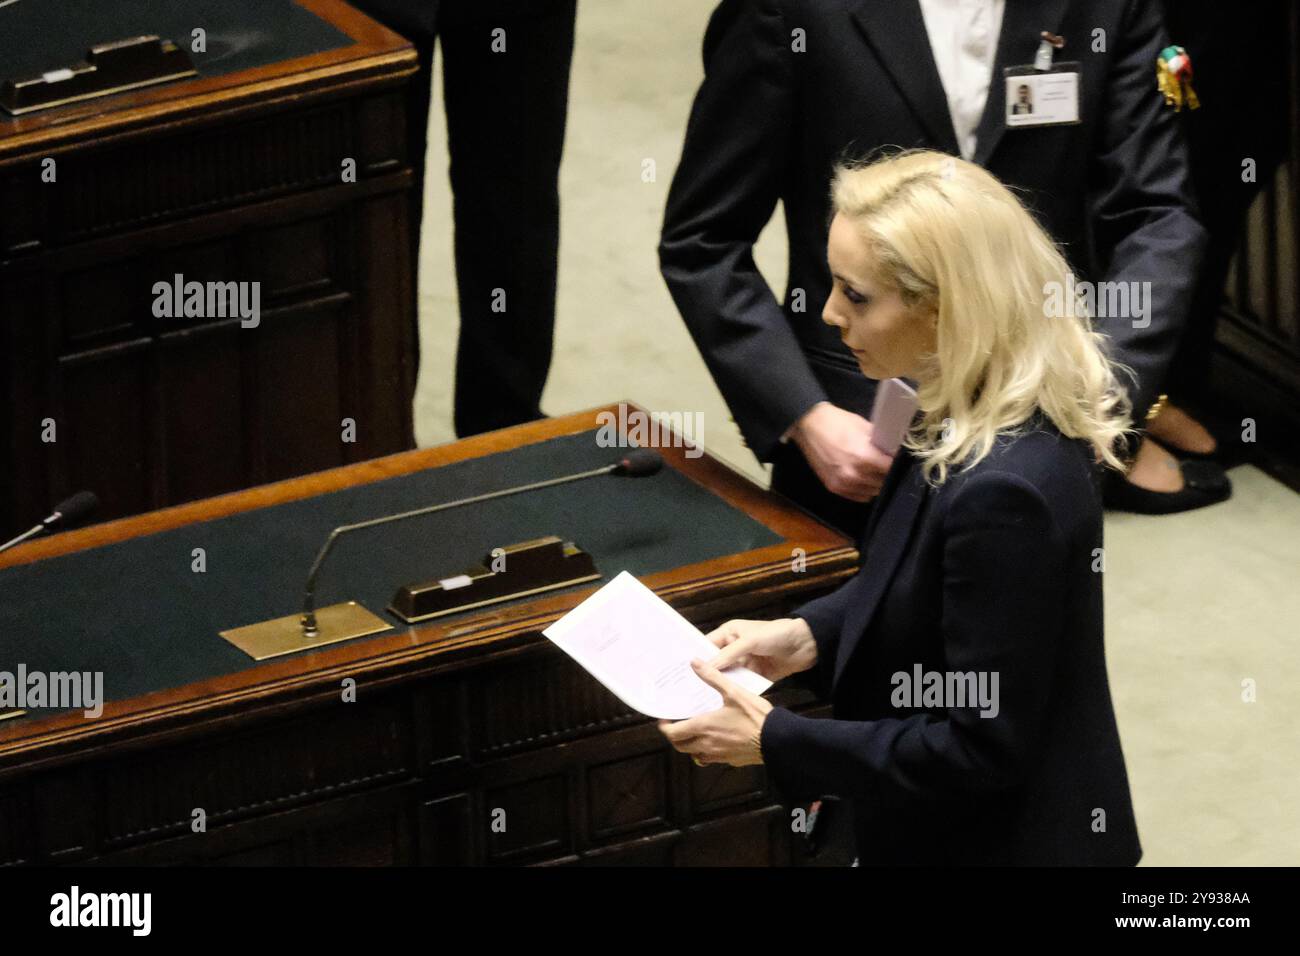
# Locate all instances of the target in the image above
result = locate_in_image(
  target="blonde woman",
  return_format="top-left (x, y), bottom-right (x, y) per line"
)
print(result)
top-left (659, 151), bottom-right (1142, 866)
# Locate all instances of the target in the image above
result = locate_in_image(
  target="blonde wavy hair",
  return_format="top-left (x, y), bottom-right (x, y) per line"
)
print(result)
top-left (830, 149), bottom-right (1135, 483)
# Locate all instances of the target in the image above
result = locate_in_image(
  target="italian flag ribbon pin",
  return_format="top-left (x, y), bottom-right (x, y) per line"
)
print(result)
top-left (1157, 45), bottom-right (1200, 111)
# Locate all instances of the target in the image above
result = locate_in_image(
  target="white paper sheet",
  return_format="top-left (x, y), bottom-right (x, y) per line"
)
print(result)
top-left (542, 571), bottom-right (773, 720)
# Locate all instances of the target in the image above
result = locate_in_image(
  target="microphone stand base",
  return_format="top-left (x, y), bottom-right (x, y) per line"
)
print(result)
top-left (219, 602), bottom-right (392, 661)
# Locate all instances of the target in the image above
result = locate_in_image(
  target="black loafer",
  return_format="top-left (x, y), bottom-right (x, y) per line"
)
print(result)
top-left (1103, 459), bottom-right (1233, 515)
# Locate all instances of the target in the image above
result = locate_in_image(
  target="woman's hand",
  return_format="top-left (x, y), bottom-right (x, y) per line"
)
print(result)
top-left (658, 659), bottom-right (774, 767)
top-left (706, 617), bottom-right (818, 683)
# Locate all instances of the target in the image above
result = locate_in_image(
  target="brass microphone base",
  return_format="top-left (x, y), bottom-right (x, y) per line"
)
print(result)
top-left (219, 602), bottom-right (392, 661)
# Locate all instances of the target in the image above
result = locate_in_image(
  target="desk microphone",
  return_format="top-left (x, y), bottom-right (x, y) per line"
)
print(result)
top-left (0, 490), bottom-right (99, 555)
top-left (299, 450), bottom-right (664, 638)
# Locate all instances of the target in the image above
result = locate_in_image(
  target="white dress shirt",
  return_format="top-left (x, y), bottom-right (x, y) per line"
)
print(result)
top-left (917, 0), bottom-right (1006, 161)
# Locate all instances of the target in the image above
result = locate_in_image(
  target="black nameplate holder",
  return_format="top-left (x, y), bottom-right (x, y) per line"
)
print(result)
top-left (389, 536), bottom-right (601, 624)
top-left (1, 36), bottom-right (197, 116)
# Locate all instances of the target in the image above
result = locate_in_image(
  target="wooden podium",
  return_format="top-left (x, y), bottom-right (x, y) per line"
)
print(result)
top-left (0, 0), bottom-right (420, 538)
top-left (0, 405), bottom-right (856, 866)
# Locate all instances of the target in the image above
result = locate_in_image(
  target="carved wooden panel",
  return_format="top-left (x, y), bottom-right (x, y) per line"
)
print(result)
top-left (469, 653), bottom-right (641, 759)
top-left (673, 808), bottom-right (787, 867)
top-left (587, 751), bottom-right (669, 842)
top-left (99, 695), bottom-right (413, 851)
top-left (689, 762), bottom-right (768, 818)
top-left (420, 793), bottom-right (473, 865)
top-left (0, 83), bottom-right (416, 535)
top-left (52, 104), bottom-right (352, 242)
top-left (483, 774), bottom-right (570, 863)
top-left (102, 784), bottom-right (420, 866)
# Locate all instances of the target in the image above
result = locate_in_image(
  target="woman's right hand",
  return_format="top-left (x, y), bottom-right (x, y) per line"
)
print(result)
top-left (706, 618), bottom-right (818, 683)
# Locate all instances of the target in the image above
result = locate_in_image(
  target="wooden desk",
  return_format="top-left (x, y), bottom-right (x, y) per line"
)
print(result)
top-left (0, 404), bottom-right (856, 866)
top-left (0, 0), bottom-right (420, 537)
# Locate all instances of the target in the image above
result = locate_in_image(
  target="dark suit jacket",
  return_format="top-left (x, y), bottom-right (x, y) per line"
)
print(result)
top-left (761, 415), bottom-right (1142, 865)
top-left (659, 0), bottom-right (1207, 463)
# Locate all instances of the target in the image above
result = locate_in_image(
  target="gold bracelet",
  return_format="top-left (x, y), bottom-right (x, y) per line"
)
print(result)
top-left (1145, 393), bottom-right (1169, 423)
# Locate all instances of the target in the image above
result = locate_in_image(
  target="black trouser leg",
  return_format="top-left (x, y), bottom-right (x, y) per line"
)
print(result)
top-left (439, 1), bottom-right (577, 437)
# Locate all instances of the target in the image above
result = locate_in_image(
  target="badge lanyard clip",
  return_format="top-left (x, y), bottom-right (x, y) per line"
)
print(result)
top-left (1034, 31), bottom-right (1065, 71)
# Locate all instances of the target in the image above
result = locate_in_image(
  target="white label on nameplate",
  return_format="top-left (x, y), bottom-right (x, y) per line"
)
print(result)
top-left (438, 574), bottom-right (474, 591)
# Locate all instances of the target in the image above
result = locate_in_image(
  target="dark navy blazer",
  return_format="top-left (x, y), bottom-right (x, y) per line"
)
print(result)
top-left (761, 416), bottom-right (1142, 865)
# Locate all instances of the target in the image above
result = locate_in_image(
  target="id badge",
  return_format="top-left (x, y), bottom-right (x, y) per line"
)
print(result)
top-left (1004, 62), bottom-right (1081, 127)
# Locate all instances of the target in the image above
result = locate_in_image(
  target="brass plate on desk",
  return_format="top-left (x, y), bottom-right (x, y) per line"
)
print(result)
top-left (220, 601), bottom-right (392, 661)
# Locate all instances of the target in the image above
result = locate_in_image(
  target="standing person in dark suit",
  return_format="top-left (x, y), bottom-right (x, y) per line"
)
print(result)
top-left (660, 152), bottom-right (1142, 865)
top-left (659, 0), bottom-right (1221, 536)
top-left (351, 0), bottom-right (577, 437)
top-left (1150, 0), bottom-right (1293, 459)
